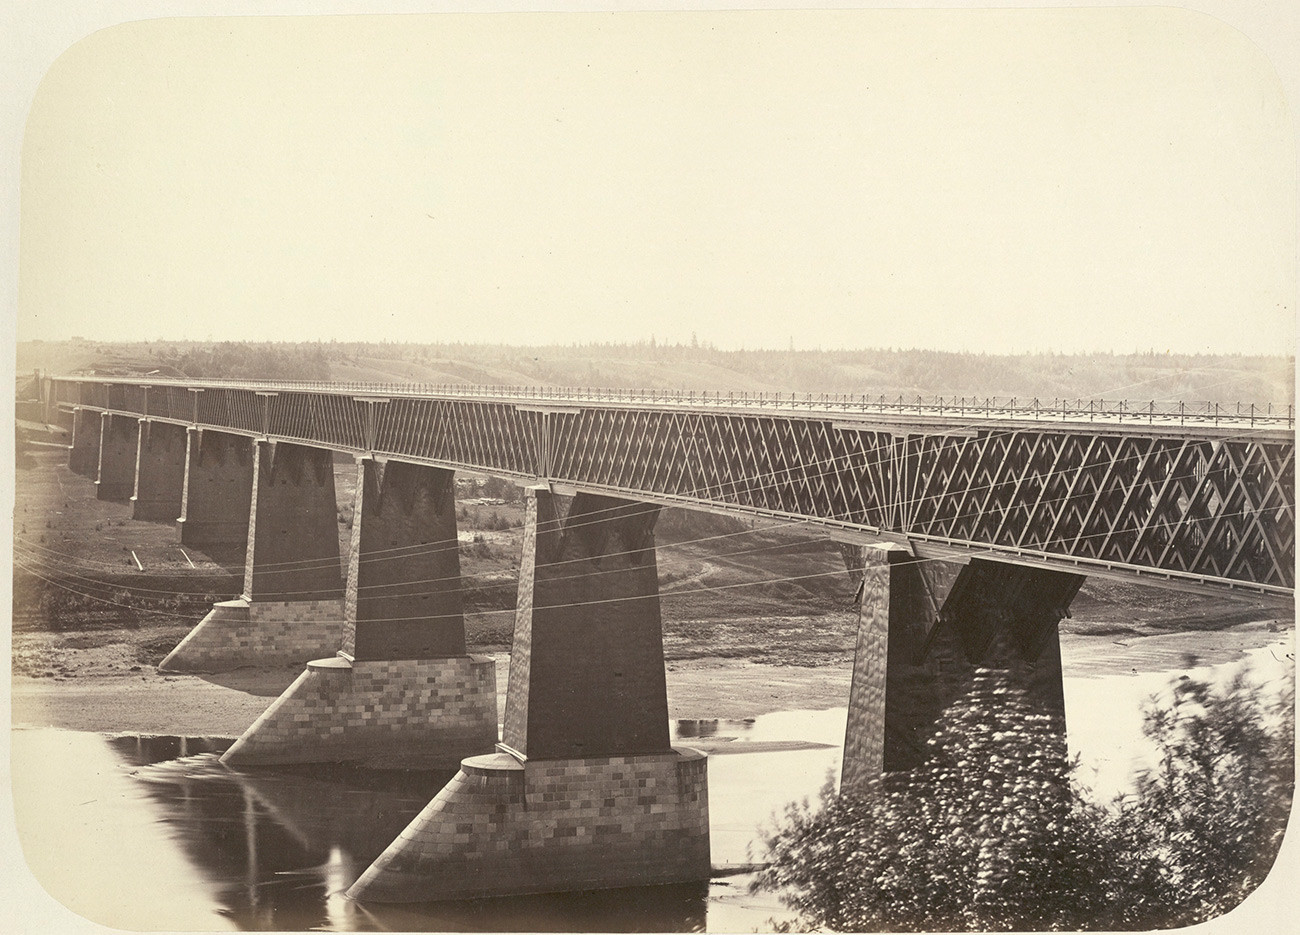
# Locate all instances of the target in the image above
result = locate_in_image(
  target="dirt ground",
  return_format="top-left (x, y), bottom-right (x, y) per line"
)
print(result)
top-left (11, 621), bottom-right (1294, 740)
top-left (7, 652), bottom-right (860, 736)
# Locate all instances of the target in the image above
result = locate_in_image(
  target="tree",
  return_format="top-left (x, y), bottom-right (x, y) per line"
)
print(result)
top-left (752, 666), bottom-right (1294, 932)
top-left (1100, 671), bottom-right (1295, 928)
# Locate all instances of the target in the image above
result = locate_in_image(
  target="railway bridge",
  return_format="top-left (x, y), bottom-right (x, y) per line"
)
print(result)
top-left (32, 374), bottom-right (1295, 902)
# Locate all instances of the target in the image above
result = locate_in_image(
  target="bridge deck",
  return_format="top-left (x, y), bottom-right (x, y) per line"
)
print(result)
top-left (46, 376), bottom-right (1295, 596)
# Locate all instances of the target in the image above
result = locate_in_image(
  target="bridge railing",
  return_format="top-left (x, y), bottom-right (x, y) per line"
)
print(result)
top-left (52, 375), bottom-right (1294, 428)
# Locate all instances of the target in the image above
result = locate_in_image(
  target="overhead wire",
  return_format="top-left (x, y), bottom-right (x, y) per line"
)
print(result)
top-left (21, 370), bottom-right (1289, 609)
top-left (22, 386), bottom-right (1276, 581)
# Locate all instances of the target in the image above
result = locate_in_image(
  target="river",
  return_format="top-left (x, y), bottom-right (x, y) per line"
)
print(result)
top-left (9, 626), bottom-right (1292, 932)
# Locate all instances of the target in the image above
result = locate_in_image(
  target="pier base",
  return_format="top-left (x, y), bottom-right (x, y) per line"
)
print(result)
top-left (158, 598), bottom-right (343, 672)
top-left (347, 747), bottom-right (709, 902)
top-left (220, 655), bottom-right (497, 768)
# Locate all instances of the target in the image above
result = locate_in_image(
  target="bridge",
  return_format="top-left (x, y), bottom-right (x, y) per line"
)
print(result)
top-left (29, 374), bottom-right (1296, 903)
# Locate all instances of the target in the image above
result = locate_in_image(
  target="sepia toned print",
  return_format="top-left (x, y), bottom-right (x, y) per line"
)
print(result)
top-left (6, 4), bottom-right (1296, 933)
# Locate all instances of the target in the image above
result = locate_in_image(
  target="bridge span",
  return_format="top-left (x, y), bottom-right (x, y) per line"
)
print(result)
top-left (29, 374), bottom-right (1295, 903)
top-left (44, 374), bottom-right (1295, 595)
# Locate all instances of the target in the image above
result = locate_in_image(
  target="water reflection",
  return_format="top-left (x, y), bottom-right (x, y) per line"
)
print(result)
top-left (12, 631), bottom-right (1290, 932)
top-left (12, 726), bottom-right (812, 932)
top-left (104, 736), bottom-right (449, 931)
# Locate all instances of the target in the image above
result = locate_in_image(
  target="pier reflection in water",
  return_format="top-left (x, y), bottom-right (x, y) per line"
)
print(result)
top-left (14, 633), bottom-right (1290, 932)
top-left (13, 714), bottom-right (825, 932)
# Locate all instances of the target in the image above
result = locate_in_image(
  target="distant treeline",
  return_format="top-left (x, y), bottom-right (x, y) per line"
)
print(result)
top-left (19, 339), bottom-right (1294, 405)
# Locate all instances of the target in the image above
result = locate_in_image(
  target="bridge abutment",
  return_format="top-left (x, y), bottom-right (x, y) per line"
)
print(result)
top-left (841, 547), bottom-right (1080, 794)
top-left (222, 459), bottom-right (497, 768)
top-left (163, 440), bottom-right (343, 671)
top-left (131, 420), bottom-right (187, 521)
top-left (348, 488), bottom-right (710, 903)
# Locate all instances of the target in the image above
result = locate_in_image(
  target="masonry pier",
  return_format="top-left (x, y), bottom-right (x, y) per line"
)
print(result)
top-left (222, 458), bottom-right (496, 768)
top-left (95, 413), bottom-right (142, 501)
top-left (162, 441), bottom-right (343, 672)
top-left (176, 428), bottom-right (254, 551)
top-left (131, 420), bottom-right (188, 521)
top-left (67, 407), bottom-right (100, 477)
top-left (348, 489), bottom-right (710, 903)
top-left (839, 544), bottom-right (1081, 793)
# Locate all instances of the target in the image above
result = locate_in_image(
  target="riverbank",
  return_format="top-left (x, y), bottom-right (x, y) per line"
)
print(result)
top-left (10, 619), bottom-right (1292, 738)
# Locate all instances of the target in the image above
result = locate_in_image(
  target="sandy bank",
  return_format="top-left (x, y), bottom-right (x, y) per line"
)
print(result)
top-left (11, 622), bottom-right (1291, 740)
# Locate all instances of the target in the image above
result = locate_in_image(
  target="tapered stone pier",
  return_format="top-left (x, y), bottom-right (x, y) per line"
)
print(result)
top-left (131, 420), bottom-right (187, 521)
top-left (348, 489), bottom-right (710, 903)
top-left (840, 545), bottom-right (1082, 793)
top-left (161, 440), bottom-right (344, 672)
top-left (176, 428), bottom-right (254, 550)
top-left (67, 407), bottom-right (100, 477)
top-left (222, 458), bottom-right (496, 768)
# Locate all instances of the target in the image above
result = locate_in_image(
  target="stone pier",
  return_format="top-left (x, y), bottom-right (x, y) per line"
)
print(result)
top-left (67, 407), bottom-right (100, 477)
top-left (176, 428), bottom-right (254, 551)
top-left (222, 459), bottom-right (496, 768)
top-left (348, 489), bottom-right (710, 903)
top-left (840, 545), bottom-right (1082, 793)
top-left (161, 441), bottom-right (343, 672)
top-left (95, 413), bottom-right (141, 501)
top-left (131, 420), bottom-right (187, 521)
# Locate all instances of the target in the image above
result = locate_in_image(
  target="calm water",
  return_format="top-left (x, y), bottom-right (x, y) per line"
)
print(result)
top-left (11, 715), bottom-right (841, 933)
top-left (10, 631), bottom-right (1292, 933)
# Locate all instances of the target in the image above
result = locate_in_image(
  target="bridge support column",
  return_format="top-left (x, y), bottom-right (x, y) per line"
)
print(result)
top-left (348, 489), bottom-right (710, 903)
top-left (162, 441), bottom-right (343, 672)
top-left (95, 413), bottom-right (140, 501)
top-left (841, 549), bottom-right (1080, 794)
top-left (131, 420), bottom-right (187, 521)
top-left (176, 428), bottom-right (254, 551)
top-left (222, 459), bottom-right (496, 768)
top-left (67, 407), bottom-right (100, 477)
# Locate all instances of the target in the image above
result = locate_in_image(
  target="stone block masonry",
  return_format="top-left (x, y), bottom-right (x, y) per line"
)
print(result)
top-left (158, 598), bottom-right (344, 672)
top-left (95, 412), bottom-right (139, 501)
top-left (220, 655), bottom-right (497, 768)
top-left (163, 439), bottom-right (347, 672)
top-left (223, 457), bottom-right (490, 764)
top-left (348, 487), bottom-right (710, 903)
top-left (347, 747), bottom-right (710, 902)
top-left (503, 489), bottom-right (669, 760)
top-left (132, 420), bottom-right (187, 521)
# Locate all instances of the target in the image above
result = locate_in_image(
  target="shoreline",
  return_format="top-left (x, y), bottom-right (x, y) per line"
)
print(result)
top-left (10, 621), bottom-right (1292, 739)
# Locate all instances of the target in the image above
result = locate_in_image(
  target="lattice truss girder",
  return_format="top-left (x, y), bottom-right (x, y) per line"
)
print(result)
top-left (548, 413), bottom-right (1293, 589)
top-left (57, 377), bottom-right (1294, 589)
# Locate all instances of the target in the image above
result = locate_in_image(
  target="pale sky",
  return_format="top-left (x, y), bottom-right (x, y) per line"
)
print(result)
top-left (15, 6), bottom-right (1298, 353)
